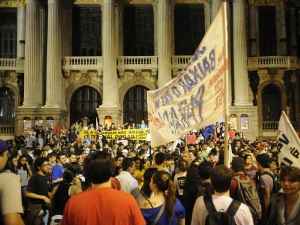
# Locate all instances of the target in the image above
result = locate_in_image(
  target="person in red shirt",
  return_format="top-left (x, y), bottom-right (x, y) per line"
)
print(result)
top-left (62, 158), bottom-right (145, 225)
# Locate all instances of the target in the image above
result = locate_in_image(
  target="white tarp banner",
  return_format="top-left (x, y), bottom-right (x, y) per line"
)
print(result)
top-left (277, 111), bottom-right (300, 168)
top-left (147, 4), bottom-right (228, 147)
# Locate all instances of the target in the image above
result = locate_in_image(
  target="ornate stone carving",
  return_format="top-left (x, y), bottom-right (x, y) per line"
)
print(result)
top-left (73, 0), bottom-right (102, 5)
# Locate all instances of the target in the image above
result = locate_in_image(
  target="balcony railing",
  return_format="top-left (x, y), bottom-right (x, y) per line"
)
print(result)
top-left (117, 56), bottom-right (158, 71)
top-left (172, 55), bottom-right (192, 74)
top-left (0, 58), bottom-right (16, 71)
top-left (262, 121), bottom-right (278, 130)
top-left (63, 56), bottom-right (103, 72)
top-left (248, 56), bottom-right (299, 70)
top-left (0, 125), bottom-right (15, 136)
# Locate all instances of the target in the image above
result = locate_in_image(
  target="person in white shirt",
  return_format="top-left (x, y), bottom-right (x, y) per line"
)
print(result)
top-left (116, 158), bottom-right (138, 194)
top-left (191, 165), bottom-right (254, 225)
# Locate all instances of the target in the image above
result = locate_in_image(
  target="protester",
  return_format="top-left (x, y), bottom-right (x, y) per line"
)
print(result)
top-left (191, 165), bottom-right (254, 225)
top-left (174, 159), bottom-right (188, 202)
top-left (140, 170), bottom-right (185, 225)
top-left (25, 158), bottom-right (52, 225)
top-left (230, 157), bottom-right (262, 224)
top-left (255, 153), bottom-right (274, 224)
top-left (0, 140), bottom-right (25, 225)
top-left (116, 157), bottom-right (139, 195)
top-left (62, 158), bottom-right (146, 225)
top-left (267, 166), bottom-right (300, 225)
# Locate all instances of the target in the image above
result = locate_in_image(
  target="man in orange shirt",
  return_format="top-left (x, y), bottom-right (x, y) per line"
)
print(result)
top-left (62, 159), bottom-right (145, 225)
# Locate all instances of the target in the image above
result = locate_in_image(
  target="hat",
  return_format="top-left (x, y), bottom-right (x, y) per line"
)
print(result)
top-left (256, 153), bottom-right (271, 168)
top-left (0, 140), bottom-right (9, 154)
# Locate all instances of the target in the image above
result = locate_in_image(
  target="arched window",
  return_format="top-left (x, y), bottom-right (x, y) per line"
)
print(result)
top-left (70, 86), bottom-right (101, 125)
top-left (262, 84), bottom-right (282, 122)
top-left (123, 86), bottom-right (148, 125)
top-left (0, 87), bottom-right (15, 124)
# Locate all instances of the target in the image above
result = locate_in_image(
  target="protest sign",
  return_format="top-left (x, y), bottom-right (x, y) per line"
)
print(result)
top-left (147, 4), bottom-right (228, 147)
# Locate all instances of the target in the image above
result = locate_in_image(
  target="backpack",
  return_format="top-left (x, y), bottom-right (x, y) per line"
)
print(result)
top-left (257, 171), bottom-right (280, 194)
top-left (204, 195), bottom-right (241, 225)
top-left (233, 175), bottom-right (262, 223)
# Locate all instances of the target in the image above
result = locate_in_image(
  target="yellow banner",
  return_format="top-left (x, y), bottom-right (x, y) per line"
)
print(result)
top-left (79, 129), bottom-right (149, 141)
top-left (101, 129), bottom-right (149, 141)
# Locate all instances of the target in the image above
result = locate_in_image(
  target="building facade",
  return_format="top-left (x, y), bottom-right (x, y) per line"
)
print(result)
top-left (0, 0), bottom-right (300, 140)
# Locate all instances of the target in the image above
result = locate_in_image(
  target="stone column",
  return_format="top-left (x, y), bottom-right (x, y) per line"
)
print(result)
top-left (23, 0), bottom-right (42, 107)
top-left (249, 5), bottom-right (258, 56)
top-left (157, 0), bottom-right (172, 87)
top-left (98, 0), bottom-right (120, 124)
top-left (211, 0), bottom-right (222, 21)
top-left (45, 0), bottom-right (63, 108)
top-left (17, 6), bottom-right (25, 59)
top-left (233, 0), bottom-right (251, 106)
top-left (204, 2), bottom-right (211, 31)
top-left (276, 2), bottom-right (287, 55)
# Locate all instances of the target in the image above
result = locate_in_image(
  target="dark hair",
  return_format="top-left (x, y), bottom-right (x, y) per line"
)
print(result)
top-left (198, 161), bottom-right (213, 180)
top-left (141, 167), bottom-right (158, 198)
top-left (152, 171), bottom-right (176, 218)
top-left (231, 157), bottom-right (245, 172)
top-left (122, 158), bottom-right (134, 171)
top-left (210, 165), bottom-right (233, 193)
top-left (280, 166), bottom-right (300, 182)
top-left (208, 148), bottom-right (218, 157)
top-left (63, 169), bottom-right (75, 184)
top-left (86, 159), bottom-right (113, 184)
top-left (154, 152), bottom-right (165, 165)
top-left (34, 157), bottom-right (48, 171)
top-left (256, 153), bottom-right (271, 168)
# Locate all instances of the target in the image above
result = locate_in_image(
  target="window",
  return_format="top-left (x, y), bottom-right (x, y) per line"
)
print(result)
top-left (0, 87), bottom-right (15, 124)
top-left (70, 86), bottom-right (101, 125)
top-left (72, 6), bottom-right (102, 56)
top-left (123, 86), bottom-right (148, 124)
top-left (123, 5), bottom-right (154, 56)
top-left (0, 9), bottom-right (17, 58)
top-left (174, 4), bottom-right (205, 55)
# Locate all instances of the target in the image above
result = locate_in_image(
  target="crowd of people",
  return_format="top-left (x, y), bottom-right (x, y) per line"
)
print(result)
top-left (0, 121), bottom-right (300, 225)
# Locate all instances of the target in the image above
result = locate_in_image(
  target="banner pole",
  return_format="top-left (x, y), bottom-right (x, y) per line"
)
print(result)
top-left (224, 1), bottom-right (230, 167)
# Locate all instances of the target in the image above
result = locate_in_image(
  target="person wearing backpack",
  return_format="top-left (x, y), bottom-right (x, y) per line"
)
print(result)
top-left (191, 165), bottom-right (254, 225)
top-left (230, 157), bottom-right (261, 224)
top-left (255, 153), bottom-right (274, 224)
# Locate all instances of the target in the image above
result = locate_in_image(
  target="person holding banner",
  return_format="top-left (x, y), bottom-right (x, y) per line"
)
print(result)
top-left (267, 166), bottom-right (300, 225)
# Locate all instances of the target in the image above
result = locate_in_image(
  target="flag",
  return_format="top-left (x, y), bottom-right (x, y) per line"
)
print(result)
top-left (277, 111), bottom-right (300, 168)
top-left (147, 3), bottom-right (229, 147)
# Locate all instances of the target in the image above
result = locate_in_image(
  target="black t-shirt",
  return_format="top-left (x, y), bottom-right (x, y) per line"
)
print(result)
top-left (27, 174), bottom-right (50, 204)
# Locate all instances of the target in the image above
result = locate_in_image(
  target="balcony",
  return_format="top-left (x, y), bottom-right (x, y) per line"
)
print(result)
top-left (63, 56), bottom-right (103, 75)
top-left (262, 121), bottom-right (278, 130)
top-left (0, 125), bottom-right (15, 137)
top-left (0, 58), bottom-right (16, 71)
top-left (172, 55), bottom-right (192, 75)
top-left (117, 56), bottom-right (158, 76)
top-left (248, 56), bottom-right (299, 71)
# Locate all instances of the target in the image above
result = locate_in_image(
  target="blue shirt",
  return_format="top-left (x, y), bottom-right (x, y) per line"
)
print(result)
top-left (141, 199), bottom-right (185, 225)
top-left (51, 164), bottom-right (64, 183)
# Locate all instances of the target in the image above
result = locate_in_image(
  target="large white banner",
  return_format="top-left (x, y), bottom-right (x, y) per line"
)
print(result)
top-left (277, 111), bottom-right (300, 168)
top-left (147, 4), bottom-right (228, 147)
